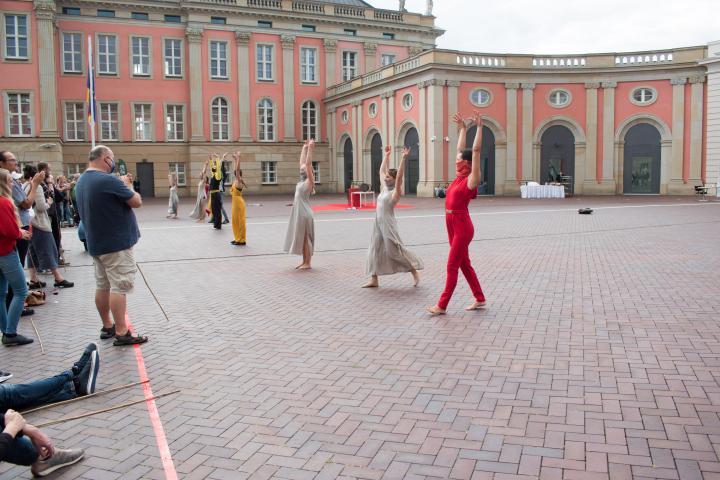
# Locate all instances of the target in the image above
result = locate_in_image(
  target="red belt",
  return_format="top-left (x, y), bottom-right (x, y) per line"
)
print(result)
top-left (446, 209), bottom-right (469, 214)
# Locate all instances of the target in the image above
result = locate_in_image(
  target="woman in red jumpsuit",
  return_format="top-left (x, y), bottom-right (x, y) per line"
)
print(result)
top-left (427, 112), bottom-right (486, 315)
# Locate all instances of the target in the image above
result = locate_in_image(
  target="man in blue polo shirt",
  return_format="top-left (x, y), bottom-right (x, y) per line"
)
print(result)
top-left (75, 145), bottom-right (148, 346)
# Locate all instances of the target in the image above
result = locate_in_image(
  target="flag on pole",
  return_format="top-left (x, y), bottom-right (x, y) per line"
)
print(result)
top-left (86, 34), bottom-right (97, 148)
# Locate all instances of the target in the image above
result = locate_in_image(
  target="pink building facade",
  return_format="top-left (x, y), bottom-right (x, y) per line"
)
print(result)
top-left (0, 0), bottom-right (717, 197)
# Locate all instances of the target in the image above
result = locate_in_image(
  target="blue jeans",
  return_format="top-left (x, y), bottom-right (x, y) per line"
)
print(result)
top-left (3, 436), bottom-right (38, 466)
top-left (0, 371), bottom-right (76, 412)
top-left (61, 203), bottom-right (73, 225)
top-left (0, 251), bottom-right (28, 335)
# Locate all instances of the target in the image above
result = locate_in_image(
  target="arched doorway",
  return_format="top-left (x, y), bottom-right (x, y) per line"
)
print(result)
top-left (623, 123), bottom-right (661, 194)
top-left (370, 133), bottom-right (383, 193)
top-left (540, 125), bottom-right (575, 183)
top-left (343, 137), bottom-right (353, 192)
top-left (465, 125), bottom-right (496, 195)
top-left (403, 127), bottom-right (419, 195)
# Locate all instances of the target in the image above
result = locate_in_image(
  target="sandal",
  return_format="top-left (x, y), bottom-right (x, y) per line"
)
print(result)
top-left (100, 325), bottom-right (116, 340)
top-left (113, 331), bottom-right (149, 346)
top-left (54, 279), bottom-right (74, 288)
top-left (28, 280), bottom-right (46, 289)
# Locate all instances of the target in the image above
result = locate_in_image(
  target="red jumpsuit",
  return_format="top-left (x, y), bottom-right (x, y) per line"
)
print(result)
top-left (437, 175), bottom-right (485, 310)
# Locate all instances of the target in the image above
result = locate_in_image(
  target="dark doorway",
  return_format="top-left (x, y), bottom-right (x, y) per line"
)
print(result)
top-left (343, 137), bottom-right (353, 191)
top-left (624, 123), bottom-right (661, 194)
top-left (403, 127), bottom-right (419, 195)
top-left (465, 125), bottom-right (496, 195)
top-left (540, 125), bottom-right (575, 183)
top-left (136, 162), bottom-right (155, 197)
top-left (370, 133), bottom-right (383, 193)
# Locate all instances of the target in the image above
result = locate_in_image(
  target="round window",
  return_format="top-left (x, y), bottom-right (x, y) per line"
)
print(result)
top-left (548, 89), bottom-right (571, 108)
top-left (368, 102), bottom-right (378, 118)
top-left (401, 93), bottom-right (413, 111)
top-left (630, 87), bottom-right (657, 106)
top-left (341, 110), bottom-right (349, 124)
top-left (470, 88), bottom-right (492, 107)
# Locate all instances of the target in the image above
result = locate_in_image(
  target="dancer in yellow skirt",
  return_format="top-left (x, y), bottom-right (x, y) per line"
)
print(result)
top-left (230, 151), bottom-right (247, 245)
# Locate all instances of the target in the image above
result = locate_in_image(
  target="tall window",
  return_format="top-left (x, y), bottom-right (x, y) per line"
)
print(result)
top-left (133, 104), bottom-right (152, 141)
top-left (62, 33), bottom-right (82, 73)
top-left (131, 37), bottom-right (150, 76)
top-left (300, 47), bottom-right (317, 83)
top-left (257, 98), bottom-right (274, 141)
top-left (66, 163), bottom-right (85, 176)
top-left (312, 161), bottom-right (320, 183)
top-left (168, 163), bottom-right (187, 186)
top-left (4, 15), bottom-right (28, 59)
top-left (97, 34), bottom-right (117, 75)
top-left (64, 102), bottom-right (85, 141)
top-left (165, 105), bottom-right (184, 141)
top-left (381, 54), bottom-right (395, 66)
top-left (256, 44), bottom-right (273, 81)
top-left (301, 100), bottom-right (317, 141)
top-left (99, 103), bottom-right (119, 140)
top-left (211, 97), bottom-right (229, 141)
top-left (164, 39), bottom-right (182, 77)
top-left (261, 161), bottom-right (277, 184)
top-left (209, 41), bottom-right (228, 79)
top-left (342, 51), bottom-right (357, 81)
top-left (6, 93), bottom-right (32, 136)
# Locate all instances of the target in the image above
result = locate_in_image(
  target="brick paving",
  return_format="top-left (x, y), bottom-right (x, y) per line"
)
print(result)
top-left (1, 194), bottom-right (719, 479)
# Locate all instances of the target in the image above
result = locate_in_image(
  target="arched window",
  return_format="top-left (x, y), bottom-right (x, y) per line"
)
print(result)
top-left (257, 98), bottom-right (274, 141)
top-left (630, 87), bottom-right (657, 106)
top-left (548, 89), bottom-right (570, 108)
top-left (470, 88), bottom-right (492, 107)
top-left (301, 100), bottom-right (318, 141)
top-left (210, 97), bottom-right (229, 141)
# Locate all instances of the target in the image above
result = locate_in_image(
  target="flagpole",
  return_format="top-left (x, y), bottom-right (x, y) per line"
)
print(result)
top-left (87, 34), bottom-right (96, 149)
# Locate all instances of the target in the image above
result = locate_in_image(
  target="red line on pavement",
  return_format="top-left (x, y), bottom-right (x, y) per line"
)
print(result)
top-left (128, 316), bottom-right (178, 480)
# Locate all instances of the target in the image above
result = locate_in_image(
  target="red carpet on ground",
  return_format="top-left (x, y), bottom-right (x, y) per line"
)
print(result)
top-left (312, 203), bottom-right (415, 212)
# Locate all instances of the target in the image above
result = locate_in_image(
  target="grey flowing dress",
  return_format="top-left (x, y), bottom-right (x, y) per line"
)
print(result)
top-left (189, 180), bottom-right (206, 220)
top-left (168, 185), bottom-right (179, 215)
top-left (283, 179), bottom-right (314, 255)
top-left (365, 179), bottom-right (423, 276)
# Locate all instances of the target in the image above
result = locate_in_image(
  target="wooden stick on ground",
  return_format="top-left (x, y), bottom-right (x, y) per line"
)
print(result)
top-left (21, 380), bottom-right (150, 414)
top-left (34, 389), bottom-right (181, 428)
top-left (29, 318), bottom-right (44, 354)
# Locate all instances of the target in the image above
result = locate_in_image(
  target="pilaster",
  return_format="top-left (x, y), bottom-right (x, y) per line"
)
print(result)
top-left (34, 0), bottom-right (58, 136)
top-left (419, 79), bottom-right (444, 196)
top-left (601, 81), bottom-right (616, 186)
top-left (446, 80), bottom-right (460, 181)
top-left (583, 82), bottom-right (599, 193)
top-left (504, 82), bottom-right (519, 194)
top-left (385, 91), bottom-right (396, 166)
top-left (186, 25), bottom-right (205, 142)
top-left (324, 39), bottom-right (337, 88)
top-left (235, 30), bottom-right (252, 142)
top-left (669, 76), bottom-right (687, 193)
top-left (689, 76), bottom-right (705, 186)
top-left (521, 83), bottom-right (534, 182)
top-left (352, 100), bottom-right (361, 181)
top-left (364, 42), bottom-right (377, 73)
top-left (281, 35), bottom-right (296, 142)
top-left (417, 81), bottom-right (427, 195)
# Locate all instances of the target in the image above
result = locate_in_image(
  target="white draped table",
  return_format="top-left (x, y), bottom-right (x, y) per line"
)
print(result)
top-left (520, 184), bottom-right (565, 199)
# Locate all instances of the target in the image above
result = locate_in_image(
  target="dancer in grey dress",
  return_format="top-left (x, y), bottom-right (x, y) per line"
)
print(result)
top-left (363, 145), bottom-right (422, 288)
top-left (167, 173), bottom-right (179, 219)
top-left (283, 140), bottom-right (315, 269)
top-left (189, 158), bottom-right (209, 222)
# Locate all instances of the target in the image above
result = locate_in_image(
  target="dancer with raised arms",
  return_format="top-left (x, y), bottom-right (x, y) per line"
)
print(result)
top-left (363, 145), bottom-right (422, 288)
top-left (189, 158), bottom-right (209, 222)
top-left (230, 151), bottom-right (247, 246)
top-left (283, 140), bottom-right (315, 269)
top-left (427, 112), bottom-right (487, 315)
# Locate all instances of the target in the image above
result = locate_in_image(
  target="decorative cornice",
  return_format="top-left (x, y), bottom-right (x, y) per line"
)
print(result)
top-left (426, 78), bottom-right (443, 87)
top-left (504, 82), bottom-right (520, 89)
top-left (327, 106), bottom-right (336, 114)
top-left (601, 81), bottom-right (617, 89)
top-left (521, 82), bottom-right (535, 90)
top-left (33, 0), bottom-right (56, 21)
top-left (351, 100), bottom-right (362, 107)
top-left (671, 76), bottom-right (688, 86)
top-left (584, 82), bottom-right (601, 89)
top-left (381, 90), bottom-right (395, 99)
top-left (445, 80), bottom-right (460, 87)
top-left (323, 39), bottom-right (337, 53)
top-left (280, 34), bottom-right (296, 49)
top-left (689, 75), bottom-right (706, 84)
top-left (364, 42), bottom-right (378, 55)
top-left (408, 46), bottom-right (423, 56)
top-left (185, 25), bottom-right (203, 43)
top-left (234, 30), bottom-right (251, 45)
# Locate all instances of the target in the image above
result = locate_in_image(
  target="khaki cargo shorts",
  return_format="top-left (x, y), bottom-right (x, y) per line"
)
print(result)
top-left (93, 248), bottom-right (137, 294)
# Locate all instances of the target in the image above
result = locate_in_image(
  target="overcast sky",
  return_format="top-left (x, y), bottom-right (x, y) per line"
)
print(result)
top-left (370, 0), bottom-right (718, 54)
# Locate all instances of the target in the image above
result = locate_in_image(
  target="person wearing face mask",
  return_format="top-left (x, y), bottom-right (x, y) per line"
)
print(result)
top-left (283, 139), bottom-right (316, 269)
top-left (362, 145), bottom-right (422, 288)
top-left (427, 112), bottom-right (487, 316)
top-left (74, 146), bottom-right (148, 346)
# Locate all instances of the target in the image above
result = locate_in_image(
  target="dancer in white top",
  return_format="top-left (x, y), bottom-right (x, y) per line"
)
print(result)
top-left (166, 172), bottom-right (179, 219)
top-left (283, 140), bottom-right (315, 269)
top-left (189, 159), bottom-right (209, 222)
top-left (363, 145), bottom-right (422, 288)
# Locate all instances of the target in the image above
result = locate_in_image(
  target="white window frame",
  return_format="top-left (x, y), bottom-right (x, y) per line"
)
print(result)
top-left (165, 103), bottom-right (185, 141)
top-left (312, 161), bottom-right (320, 184)
top-left (469, 88), bottom-right (492, 107)
top-left (547, 89), bottom-right (571, 108)
top-left (341, 109), bottom-right (349, 124)
top-left (368, 102), bottom-right (377, 118)
top-left (630, 86), bottom-right (658, 106)
top-left (3, 14), bottom-right (29, 60)
top-left (4, 91), bottom-right (33, 137)
top-left (96, 34), bottom-right (118, 76)
top-left (66, 163), bottom-right (85, 176)
top-left (210, 96), bottom-right (230, 141)
top-left (163, 38), bottom-right (183, 78)
top-left (222, 160), bottom-right (234, 186)
top-left (168, 162), bottom-right (187, 186)
top-left (132, 103), bottom-right (153, 141)
top-left (401, 93), bottom-right (413, 111)
top-left (256, 43), bottom-right (274, 82)
top-left (130, 36), bottom-right (151, 77)
top-left (209, 40), bottom-right (228, 80)
top-left (62, 32), bottom-right (83, 74)
top-left (342, 51), bottom-right (358, 82)
top-left (257, 98), bottom-right (275, 142)
top-left (300, 46), bottom-right (317, 84)
top-left (381, 54), bottom-right (395, 66)
top-left (98, 102), bottom-right (120, 141)
top-left (301, 100), bottom-right (318, 141)
top-left (261, 161), bottom-right (277, 184)
top-left (63, 101), bottom-right (85, 141)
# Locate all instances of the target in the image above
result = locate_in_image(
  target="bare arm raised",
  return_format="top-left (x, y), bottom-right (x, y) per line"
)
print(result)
top-left (467, 111), bottom-right (483, 191)
top-left (304, 139), bottom-right (315, 187)
top-left (380, 145), bottom-right (391, 179)
top-left (392, 146), bottom-right (410, 202)
top-left (299, 141), bottom-right (309, 168)
top-left (453, 113), bottom-right (467, 155)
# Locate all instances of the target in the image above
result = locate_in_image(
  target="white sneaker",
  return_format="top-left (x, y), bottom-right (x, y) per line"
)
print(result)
top-left (0, 370), bottom-right (12, 383)
top-left (31, 448), bottom-right (84, 477)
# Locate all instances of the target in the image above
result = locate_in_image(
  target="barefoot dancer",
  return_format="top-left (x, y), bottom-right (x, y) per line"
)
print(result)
top-left (427, 112), bottom-right (487, 315)
top-left (230, 152), bottom-right (247, 246)
top-left (283, 140), bottom-right (315, 269)
top-left (189, 158), bottom-right (209, 222)
top-left (166, 172), bottom-right (178, 219)
top-left (363, 145), bottom-right (422, 288)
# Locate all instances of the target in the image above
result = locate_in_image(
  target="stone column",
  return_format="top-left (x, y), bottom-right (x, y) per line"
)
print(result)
top-left (583, 82), bottom-right (599, 193)
top-left (352, 100), bottom-right (361, 181)
top-left (417, 81), bottom-right (427, 194)
top-left (386, 91), bottom-right (396, 166)
top-left (235, 31), bottom-right (252, 141)
top-left (186, 26), bottom-right (205, 142)
top-left (669, 77), bottom-right (687, 193)
top-left (380, 91), bottom-right (390, 146)
top-left (446, 80), bottom-right (460, 182)
top-left (419, 79), bottom-right (443, 196)
top-left (364, 42), bottom-right (377, 73)
top-left (281, 35), bottom-right (296, 142)
top-left (324, 39), bottom-right (337, 87)
top-left (327, 107), bottom-right (338, 190)
top-left (521, 83), bottom-right (534, 182)
top-left (504, 82), bottom-right (519, 194)
top-left (689, 76), bottom-right (705, 185)
top-left (34, 0), bottom-right (58, 137)
top-left (601, 81), bottom-right (616, 191)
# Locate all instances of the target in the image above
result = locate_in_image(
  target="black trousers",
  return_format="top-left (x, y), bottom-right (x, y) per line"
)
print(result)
top-left (6, 229), bottom-right (30, 309)
top-left (211, 191), bottom-right (223, 229)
